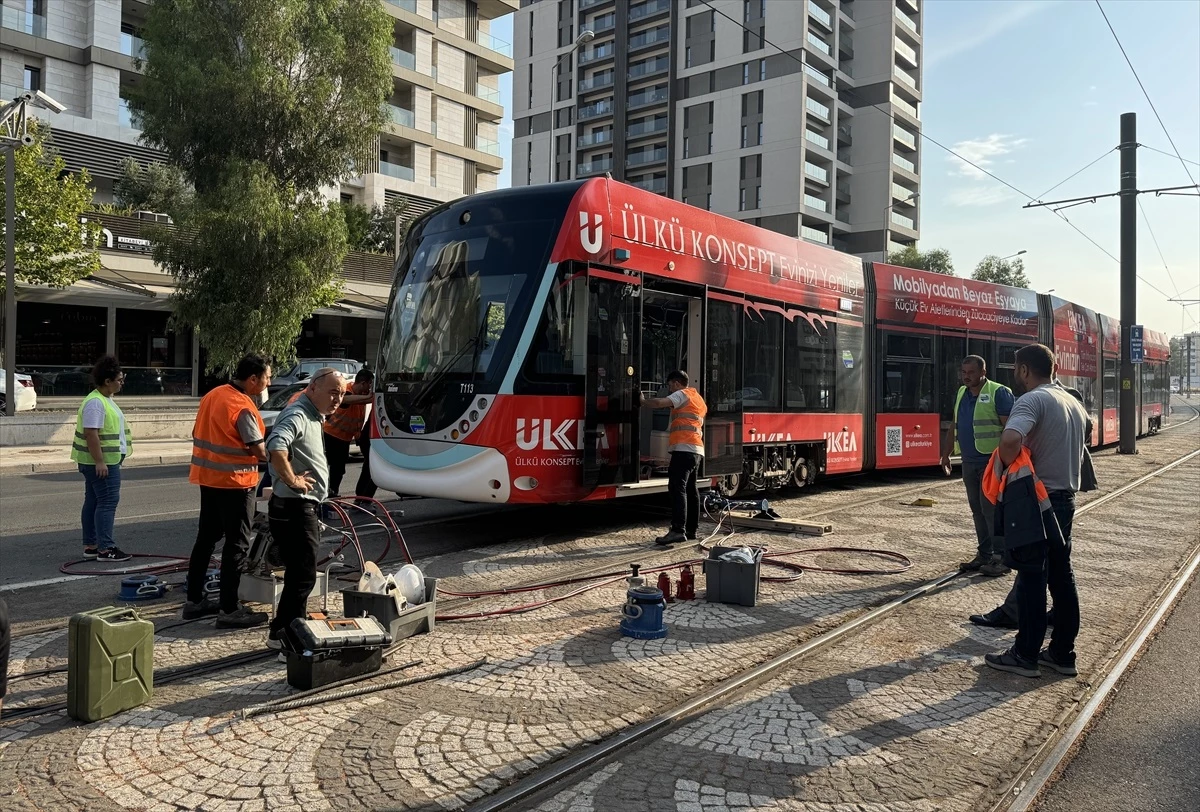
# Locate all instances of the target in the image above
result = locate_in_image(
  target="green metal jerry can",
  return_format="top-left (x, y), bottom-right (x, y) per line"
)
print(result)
top-left (67, 607), bottom-right (154, 722)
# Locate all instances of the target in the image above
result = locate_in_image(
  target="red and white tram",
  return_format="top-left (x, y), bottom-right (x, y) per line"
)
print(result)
top-left (369, 179), bottom-right (1172, 504)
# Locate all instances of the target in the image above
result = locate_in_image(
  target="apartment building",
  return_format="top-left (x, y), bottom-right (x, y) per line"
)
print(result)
top-left (512, 0), bottom-right (921, 257)
top-left (1, 0), bottom-right (515, 394)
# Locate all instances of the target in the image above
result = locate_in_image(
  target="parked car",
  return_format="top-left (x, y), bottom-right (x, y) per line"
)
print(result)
top-left (0, 369), bottom-right (38, 414)
top-left (268, 358), bottom-right (362, 395)
top-left (258, 381), bottom-right (362, 458)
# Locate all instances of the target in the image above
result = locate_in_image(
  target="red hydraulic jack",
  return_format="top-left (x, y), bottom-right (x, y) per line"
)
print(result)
top-left (676, 565), bottom-right (695, 601)
top-left (657, 571), bottom-right (675, 603)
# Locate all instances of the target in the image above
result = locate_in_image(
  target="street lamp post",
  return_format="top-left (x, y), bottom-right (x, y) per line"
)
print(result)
top-left (2, 90), bottom-right (67, 416)
top-left (1000, 250), bottom-right (1027, 261)
top-left (547, 29), bottom-right (594, 184)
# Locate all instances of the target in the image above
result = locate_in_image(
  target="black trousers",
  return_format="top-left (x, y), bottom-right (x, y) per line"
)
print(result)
top-left (324, 434), bottom-right (352, 497)
top-left (267, 496), bottom-right (320, 636)
top-left (187, 485), bottom-right (255, 612)
top-left (1004, 491), bottom-right (1081, 662)
top-left (355, 434), bottom-right (378, 500)
top-left (668, 451), bottom-right (701, 536)
top-left (0, 596), bottom-right (10, 701)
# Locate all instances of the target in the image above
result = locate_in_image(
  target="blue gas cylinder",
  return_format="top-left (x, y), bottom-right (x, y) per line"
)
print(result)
top-left (619, 585), bottom-right (668, 640)
top-left (118, 575), bottom-right (167, 602)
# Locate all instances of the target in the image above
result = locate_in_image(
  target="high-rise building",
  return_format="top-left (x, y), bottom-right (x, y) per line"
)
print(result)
top-left (1, 0), bottom-right (514, 395)
top-left (512, 0), bottom-right (921, 257)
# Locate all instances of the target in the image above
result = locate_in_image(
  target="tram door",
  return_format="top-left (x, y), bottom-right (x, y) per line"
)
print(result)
top-left (704, 298), bottom-right (744, 477)
top-left (582, 269), bottom-right (642, 489)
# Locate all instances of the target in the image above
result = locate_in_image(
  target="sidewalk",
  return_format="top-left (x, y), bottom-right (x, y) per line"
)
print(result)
top-left (0, 439), bottom-right (194, 473)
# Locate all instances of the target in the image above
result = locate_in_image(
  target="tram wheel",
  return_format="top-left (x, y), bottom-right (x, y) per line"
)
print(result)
top-left (715, 473), bottom-right (742, 498)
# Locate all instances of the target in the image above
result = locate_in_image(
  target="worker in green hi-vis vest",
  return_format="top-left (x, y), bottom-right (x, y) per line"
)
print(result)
top-left (941, 355), bottom-right (1014, 578)
top-left (69, 355), bottom-right (134, 563)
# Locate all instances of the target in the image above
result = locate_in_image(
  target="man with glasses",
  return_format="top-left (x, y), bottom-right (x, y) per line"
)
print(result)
top-left (183, 353), bottom-right (273, 627)
top-left (264, 367), bottom-right (345, 649)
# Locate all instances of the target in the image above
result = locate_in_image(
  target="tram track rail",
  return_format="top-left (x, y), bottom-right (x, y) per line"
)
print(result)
top-left (462, 441), bottom-right (1200, 812)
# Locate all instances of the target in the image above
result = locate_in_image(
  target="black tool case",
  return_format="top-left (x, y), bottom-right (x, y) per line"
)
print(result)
top-left (284, 616), bottom-right (391, 690)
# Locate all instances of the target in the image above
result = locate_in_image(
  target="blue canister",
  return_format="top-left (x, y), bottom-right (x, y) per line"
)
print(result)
top-left (619, 585), bottom-right (668, 640)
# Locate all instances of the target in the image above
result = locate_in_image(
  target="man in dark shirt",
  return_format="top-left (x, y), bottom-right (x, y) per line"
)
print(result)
top-left (942, 356), bottom-right (1014, 577)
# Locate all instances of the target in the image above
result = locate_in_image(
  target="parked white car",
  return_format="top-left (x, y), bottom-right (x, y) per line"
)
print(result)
top-left (0, 368), bottom-right (37, 414)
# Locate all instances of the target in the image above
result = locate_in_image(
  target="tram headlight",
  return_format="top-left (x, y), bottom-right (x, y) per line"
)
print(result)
top-left (469, 410), bottom-right (479, 421)
top-left (460, 420), bottom-right (470, 433)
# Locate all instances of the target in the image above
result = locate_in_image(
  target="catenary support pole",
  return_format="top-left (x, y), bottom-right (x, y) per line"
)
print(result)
top-left (1118, 112), bottom-right (1137, 454)
top-left (5, 144), bottom-right (15, 417)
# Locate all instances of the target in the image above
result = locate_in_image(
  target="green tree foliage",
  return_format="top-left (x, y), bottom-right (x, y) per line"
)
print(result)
top-left (341, 202), bottom-right (372, 251)
top-left (885, 245), bottom-right (955, 276)
top-left (341, 197), bottom-right (412, 255)
top-left (0, 122), bottom-right (101, 294)
top-left (130, 0), bottom-right (394, 372)
top-left (113, 157), bottom-right (193, 216)
top-left (154, 163), bottom-right (344, 371)
top-left (973, 255), bottom-right (1032, 288)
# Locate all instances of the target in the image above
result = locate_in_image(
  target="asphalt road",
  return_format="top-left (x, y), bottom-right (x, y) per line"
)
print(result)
top-left (1036, 573), bottom-right (1200, 812)
top-left (0, 460), bottom-right (574, 627)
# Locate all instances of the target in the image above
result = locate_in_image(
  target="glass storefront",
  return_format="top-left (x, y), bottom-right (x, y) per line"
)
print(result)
top-left (15, 302), bottom-right (108, 397)
top-left (116, 308), bottom-right (193, 395)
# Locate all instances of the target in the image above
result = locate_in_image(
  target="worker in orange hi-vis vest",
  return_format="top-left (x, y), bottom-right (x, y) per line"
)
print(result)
top-left (640, 369), bottom-right (708, 547)
top-left (183, 353), bottom-right (273, 628)
top-left (322, 368), bottom-right (375, 500)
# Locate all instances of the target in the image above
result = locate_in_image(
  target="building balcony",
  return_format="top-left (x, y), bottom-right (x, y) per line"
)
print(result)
top-left (804, 129), bottom-right (830, 151)
top-left (837, 121), bottom-right (852, 146)
top-left (626, 148), bottom-right (667, 168)
top-left (629, 27), bottom-right (670, 52)
top-left (386, 104), bottom-right (416, 128)
top-left (578, 73), bottom-right (615, 93)
top-left (805, 96), bottom-right (831, 123)
top-left (476, 136), bottom-right (501, 156)
top-left (379, 161), bottom-right (415, 182)
top-left (120, 32), bottom-right (146, 60)
top-left (628, 56), bottom-right (669, 80)
top-left (891, 90), bottom-right (920, 121)
top-left (804, 162), bottom-right (829, 185)
top-left (384, 0), bottom-right (417, 12)
top-left (475, 29), bottom-right (513, 58)
top-left (117, 99), bottom-right (141, 130)
top-left (631, 176), bottom-right (667, 194)
top-left (806, 31), bottom-right (831, 57)
top-left (895, 7), bottom-right (919, 36)
top-left (802, 224), bottom-right (829, 244)
top-left (577, 129), bottom-right (613, 148)
top-left (804, 193), bottom-right (828, 213)
top-left (580, 44), bottom-right (616, 65)
top-left (577, 157), bottom-right (614, 176)
top-left (839, 31), bottom-right (854, 59)
top-left (804, 63), bottom-right (833, 92)
top-left (807, 1), bottom-right (832, 31)
top-left (579, 99), bottom-right (615, 120)
top-left (629, 0), bottom-right (671, 23)
top-left (898, 0), bottom-right (920, 15)
top-left (628, 87), bottom-right (668, 109)
top-left (591, 15), bottom-right (616, 34)
top-left (1, 5), bottom-right (46, 38)
top-left (894, 66), bottom-right (919, 91)
top-left (580, 0), bottom-right (613, 8)
top-left (892, 182), bottom-right (918, 204)
top-left (891, 211), bottom-right (916, 231)
top-left (475, 82), bottom-right (501, 104)
top-left (892, 153), bottom-right (917, 175)
top-left (892, 123), bottom-right (917, 151)
top-left (895, 38), bottom-right (918, 69)
top-left (390, 46), bottom-right (416, 71)
top-left (627, 118), bottom-right (668, 139)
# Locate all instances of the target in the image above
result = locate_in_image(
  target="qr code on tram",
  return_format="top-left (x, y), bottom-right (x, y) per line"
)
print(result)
top-left (885, 426), bottom-right (903, 457)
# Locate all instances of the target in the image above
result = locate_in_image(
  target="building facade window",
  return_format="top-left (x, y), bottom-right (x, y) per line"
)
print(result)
top-left (23, 66), bottom-right (40, 92)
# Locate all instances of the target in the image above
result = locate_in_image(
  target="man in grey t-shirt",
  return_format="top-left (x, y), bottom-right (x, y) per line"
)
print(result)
top-left (976, 344), bottom-right (1088, 678)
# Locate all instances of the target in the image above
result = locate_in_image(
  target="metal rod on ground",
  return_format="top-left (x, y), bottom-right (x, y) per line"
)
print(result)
top-left (240, 659), bottom-right (486, 719)
top-left (1118, 112), bottom-right (1137, 454)
top-left (250, 659), bottom-right (423, 710)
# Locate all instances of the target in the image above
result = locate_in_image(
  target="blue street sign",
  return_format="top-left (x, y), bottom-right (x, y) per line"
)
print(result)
top-left (1130, 324), bottom-right (1144, 364)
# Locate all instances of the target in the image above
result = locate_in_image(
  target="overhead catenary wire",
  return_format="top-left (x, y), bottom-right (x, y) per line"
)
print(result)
top-left (1137, 198), bottom-right (1180, 296)
top-left (696, 0), bottom-right (1191, 308)
top-left (1034, 147), bottom-right (1117, 203)
top-left (1095, 0), bottom-right (1198, 187)
top-left (1139, 144), bottom-right (1200, 167)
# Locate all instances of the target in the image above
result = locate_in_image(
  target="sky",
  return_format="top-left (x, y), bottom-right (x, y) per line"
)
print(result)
top-left (491, 1), bottom-right (1199, 338)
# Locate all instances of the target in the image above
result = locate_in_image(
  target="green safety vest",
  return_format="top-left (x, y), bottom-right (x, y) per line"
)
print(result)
top-left (953, 379), bottom-right (1007, 456)
top-left (70, 391), bottom-right (133, 465)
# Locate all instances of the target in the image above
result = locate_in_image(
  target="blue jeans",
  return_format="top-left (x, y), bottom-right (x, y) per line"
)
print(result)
top-left (79, 460), bottom-right (123, 551)
top-left (1004, 491), bottom-right (1081, 663)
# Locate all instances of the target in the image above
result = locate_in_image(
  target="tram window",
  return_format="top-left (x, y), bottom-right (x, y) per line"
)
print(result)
top-left (836, 323), bottom-right (865, 415)
top-left (517, 263), bottom-right (586, 392)
top-left (881, 332), bottom-right (933, 413)
top-left (785, 316), bottom-right (835, 411)
top-left (939, 336), bottom-right (967, 421)
top-left (1103, 358), bottom-right (1118, 410)
top-left (743, 309), bottom-right (782, 410)
top-left (996, 342), bottom-right (1021, 389)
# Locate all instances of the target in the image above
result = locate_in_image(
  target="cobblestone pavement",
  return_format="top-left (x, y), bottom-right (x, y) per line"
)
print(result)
top-left (1, 410), bottom-right (1197, 812)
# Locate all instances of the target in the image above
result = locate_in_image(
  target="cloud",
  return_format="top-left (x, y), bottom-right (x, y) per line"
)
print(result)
top-left (947, 133), bottom-right (1029, 179)
top-left (948, 187), bottom-right (1017, 207)
top-left (926, 1), bottom-right (1055, 69)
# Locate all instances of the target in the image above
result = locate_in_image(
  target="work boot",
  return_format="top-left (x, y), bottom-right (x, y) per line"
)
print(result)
top-left (181, 599), bottom-right (220, 620)
top-left (655, 530), bottom-right (688, 546)
top-left (969, 607), bottom-right (1019, 629)
top-left (959, 553), bottom-right (990, 572)
top-left (979, 556), bottom-right (1012, 577)
top-left (215, 605), bottom-right (269, 629)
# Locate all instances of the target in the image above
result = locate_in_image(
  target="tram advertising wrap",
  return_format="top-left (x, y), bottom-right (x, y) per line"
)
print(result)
top-left (1048, 297), bottom-right (1102, 447)
top-left (873, 265), bottom-right (1039, 333)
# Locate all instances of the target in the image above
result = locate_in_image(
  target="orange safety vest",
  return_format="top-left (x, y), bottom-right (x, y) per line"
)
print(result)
top-left (668, 387), bottom-right (707, 455)
top-left (324, 401), bottom-right (368, 442)
top-left (189, 384), bottom-right (265, 489)
top-left (982, 446), bottom-right (1051, 508)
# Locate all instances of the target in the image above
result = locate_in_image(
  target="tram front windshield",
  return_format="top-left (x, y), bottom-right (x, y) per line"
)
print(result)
top-left (378, 220), bottom-right (553, 434)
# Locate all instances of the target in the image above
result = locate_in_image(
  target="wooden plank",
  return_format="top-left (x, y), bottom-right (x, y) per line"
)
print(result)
top-left (723, 511), bottom-right (833, 536)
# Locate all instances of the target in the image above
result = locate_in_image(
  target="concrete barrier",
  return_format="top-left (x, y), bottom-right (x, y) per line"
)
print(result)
top-left (0, 411), bottom-right (197, 447)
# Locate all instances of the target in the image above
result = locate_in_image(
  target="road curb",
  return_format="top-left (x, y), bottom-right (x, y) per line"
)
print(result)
top-left (12, 453), bottom-right (193, 474)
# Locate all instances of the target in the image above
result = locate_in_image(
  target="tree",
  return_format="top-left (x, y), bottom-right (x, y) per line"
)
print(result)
top-left (886, 245), bottom-right (955, 276)
top-left (341, 197), bottom-right (412, 255)
top-left (130, 0), bottom-right (394, 371)
top-left (0, 122), bottom-right (101, 294)
top-left (973, 255), bottom-right (1031, 288)
top-left (341, 201), bottom-right (371, 251)
top-left (113, 157), bottom-right (193, 216)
